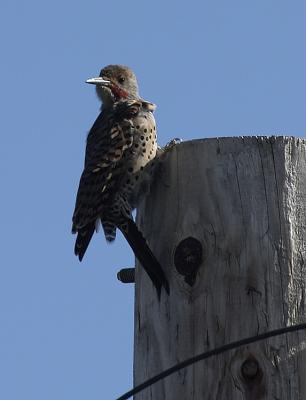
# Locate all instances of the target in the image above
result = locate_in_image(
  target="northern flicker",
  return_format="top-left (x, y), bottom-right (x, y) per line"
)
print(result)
top-left (72, 65), bottom-right (169, 296)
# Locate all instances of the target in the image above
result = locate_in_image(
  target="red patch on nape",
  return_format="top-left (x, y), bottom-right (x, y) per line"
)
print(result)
top-left (111, 84), bottom-right (129, 100)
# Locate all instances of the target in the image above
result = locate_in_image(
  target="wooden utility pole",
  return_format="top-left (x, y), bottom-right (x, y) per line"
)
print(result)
top-left (134, 136), bottom-right (306, 399)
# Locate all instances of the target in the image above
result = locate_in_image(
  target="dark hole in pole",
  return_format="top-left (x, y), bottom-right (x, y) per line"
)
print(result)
top-left (174, 237), bottom-right (203, 286)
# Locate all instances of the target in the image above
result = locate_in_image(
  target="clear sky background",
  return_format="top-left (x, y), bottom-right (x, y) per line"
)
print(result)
top-left (1, 1), bottom-right (306, 399)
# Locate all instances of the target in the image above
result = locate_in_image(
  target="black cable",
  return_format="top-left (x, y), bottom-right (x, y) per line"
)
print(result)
top-left (116, 322), bottom-right (306, 400)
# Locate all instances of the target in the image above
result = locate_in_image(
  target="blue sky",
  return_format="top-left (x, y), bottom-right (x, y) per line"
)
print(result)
top-left (1, 1), bottom-right (306, 399)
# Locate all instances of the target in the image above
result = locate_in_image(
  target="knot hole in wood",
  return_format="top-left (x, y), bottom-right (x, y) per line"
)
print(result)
top-left (174, 237), bottom-right (203, 286)
top-left (240, 355), bottom-right (265, 397)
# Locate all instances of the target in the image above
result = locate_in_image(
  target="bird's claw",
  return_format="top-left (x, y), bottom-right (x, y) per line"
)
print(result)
top-left (164, 138), bottom-right (182, 151)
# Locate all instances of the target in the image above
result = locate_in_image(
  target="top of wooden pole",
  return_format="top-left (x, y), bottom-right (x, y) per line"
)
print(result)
top-left (134, 136), bottom-right (306, 400)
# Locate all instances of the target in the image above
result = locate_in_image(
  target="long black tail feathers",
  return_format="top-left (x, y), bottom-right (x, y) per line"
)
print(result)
top-left (74, 223), bottom-right (95, 261)
top-left (119, 219), bottom-right (170, 298)
top-left (73, 219), bottom-right (170, 298)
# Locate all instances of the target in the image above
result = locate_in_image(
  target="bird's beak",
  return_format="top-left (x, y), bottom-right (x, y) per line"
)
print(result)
top-left (86, 77), bottom-right (111, 86)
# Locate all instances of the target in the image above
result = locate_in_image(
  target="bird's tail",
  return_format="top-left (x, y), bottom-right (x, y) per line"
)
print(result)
top-left (119, 219), bottom-right (169, 298)
top-left (74, 223), bottom-right (95, 261)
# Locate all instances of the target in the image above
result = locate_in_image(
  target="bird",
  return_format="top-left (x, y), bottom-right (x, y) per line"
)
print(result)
top-left (72, 65), bottom-right (169, 296)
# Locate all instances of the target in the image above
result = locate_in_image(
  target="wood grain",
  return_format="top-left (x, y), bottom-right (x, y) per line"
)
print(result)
top-left (134, 136), bottom-right (306, 400)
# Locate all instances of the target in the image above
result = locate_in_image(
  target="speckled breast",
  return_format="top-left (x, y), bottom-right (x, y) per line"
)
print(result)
top-left (116, 107), bottom-right (157, 213)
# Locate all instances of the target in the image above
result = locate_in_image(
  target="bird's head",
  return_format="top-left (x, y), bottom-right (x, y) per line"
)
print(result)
top-left (86, 65), bottom-right (139, 107)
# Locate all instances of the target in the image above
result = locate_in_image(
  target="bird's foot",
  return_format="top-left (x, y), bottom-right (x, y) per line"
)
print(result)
top-left (163, 137), bottom-right (183, 151)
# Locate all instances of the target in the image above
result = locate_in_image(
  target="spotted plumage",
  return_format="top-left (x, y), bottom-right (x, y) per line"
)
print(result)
top-left (72, 65), bottom-right (169, 296)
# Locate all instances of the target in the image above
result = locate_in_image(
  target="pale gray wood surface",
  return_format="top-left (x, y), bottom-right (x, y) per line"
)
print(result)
top-left (134, 136), bottom-right (306, 400)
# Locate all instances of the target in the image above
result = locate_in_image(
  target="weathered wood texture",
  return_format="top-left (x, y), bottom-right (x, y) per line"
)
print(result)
top-left (134, 136), bottom-right (306, 400)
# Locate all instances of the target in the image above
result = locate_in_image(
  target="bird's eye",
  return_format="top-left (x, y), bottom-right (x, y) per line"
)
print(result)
top-left (118, 76), bottom-right (125, 84)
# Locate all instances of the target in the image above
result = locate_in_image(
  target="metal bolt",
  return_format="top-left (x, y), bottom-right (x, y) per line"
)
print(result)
top-left (117, 268), bottom-right (135, 283)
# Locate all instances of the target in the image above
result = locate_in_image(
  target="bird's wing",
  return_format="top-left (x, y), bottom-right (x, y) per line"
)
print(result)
top-left (72, 100), bottom-right (142, 231)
